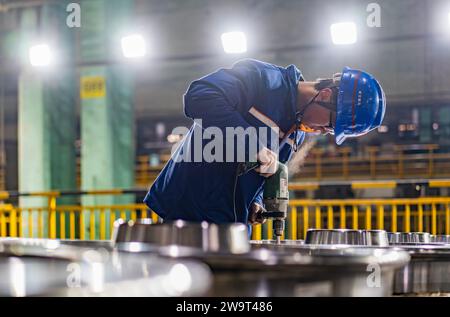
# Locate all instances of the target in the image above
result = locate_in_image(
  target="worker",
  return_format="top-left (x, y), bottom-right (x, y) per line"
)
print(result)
top-left (144, 59), bottom-right (386, 226)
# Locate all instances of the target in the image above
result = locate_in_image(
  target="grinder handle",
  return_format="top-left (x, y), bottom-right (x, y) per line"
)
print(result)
top-left (255, 206), bottom-right (284, 221)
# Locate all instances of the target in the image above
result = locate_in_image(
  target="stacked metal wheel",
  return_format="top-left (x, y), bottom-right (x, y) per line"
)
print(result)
top-left (3, 221), bottom-right (450, 297)
top-left (112, 221), bottom-right (410, 296)
top-left (386, 232), bottom-right (450, 295)
top-left (300, 229), bottom-right (450, 296)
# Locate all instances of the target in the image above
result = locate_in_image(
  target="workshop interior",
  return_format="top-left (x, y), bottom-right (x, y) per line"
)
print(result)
top-left (0, 0), bottom-right (450, 298)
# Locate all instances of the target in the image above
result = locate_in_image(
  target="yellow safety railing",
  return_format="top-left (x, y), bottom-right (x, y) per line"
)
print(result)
top-left (1, 196), bottom-right (449, 241)
top-left (251, 197), bottom-right (450, 240)
top-left (5, 144), bottom-right (450, 190)
top-left (0, 203), bottom-right (160, 240)
top-left (132, 144), bottom-right (450, 185)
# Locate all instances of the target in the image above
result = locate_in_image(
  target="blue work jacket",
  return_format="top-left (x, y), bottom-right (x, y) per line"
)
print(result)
top-left (144, 59), bottom-right (305, 224)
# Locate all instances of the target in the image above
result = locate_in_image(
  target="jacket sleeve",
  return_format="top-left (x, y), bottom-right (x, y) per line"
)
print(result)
top-left (183, 59), bottom-right (263, 130)
top-left (251, 188), bottom-right (264, 207)
top-left (183, 59), bottom-right (266, 159)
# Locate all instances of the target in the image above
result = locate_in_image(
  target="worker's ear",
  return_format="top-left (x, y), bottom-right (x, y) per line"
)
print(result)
top-left (316, 88), bottom-right (333, 103)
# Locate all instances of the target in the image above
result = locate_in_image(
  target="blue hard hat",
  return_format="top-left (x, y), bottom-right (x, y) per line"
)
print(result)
top-left (334, 67), bottom-right (386, 145)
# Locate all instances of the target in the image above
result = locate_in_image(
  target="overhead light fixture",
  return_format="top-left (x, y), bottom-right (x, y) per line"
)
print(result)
top-left (29, 44), bottom-right (52, 67)
top-left (221, 31), bottom-right (247, 54)
top-left (121, 34), bottom-right (147, 58)
top-left (330, 22), bottom-right (357, 45)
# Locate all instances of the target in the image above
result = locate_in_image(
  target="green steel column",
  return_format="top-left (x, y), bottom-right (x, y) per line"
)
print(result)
top-left (438, 106), bottom-right (450, 141)
top-left (419, 108), bottom-right (431, 143)
top-left (18, 4), bottom-right (76, 238)
top-left (80, 0), bottom-right (135, 240)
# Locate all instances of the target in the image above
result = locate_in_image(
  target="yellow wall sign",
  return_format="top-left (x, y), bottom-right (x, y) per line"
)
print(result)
top-left (80, 76), bottom-right (106, 99)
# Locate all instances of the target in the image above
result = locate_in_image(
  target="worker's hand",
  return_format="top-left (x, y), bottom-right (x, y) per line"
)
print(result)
top-left (255, 147), bottom-right (278, 177)
top-left (248, 203), bottom-right (266, 225)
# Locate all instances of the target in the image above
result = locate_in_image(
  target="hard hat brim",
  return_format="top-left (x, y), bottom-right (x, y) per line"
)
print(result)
top-left (333, 67), bottom-right (386, 146)
top-left (335, 131), bottom-right (347, 145)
